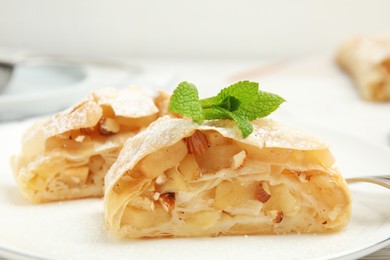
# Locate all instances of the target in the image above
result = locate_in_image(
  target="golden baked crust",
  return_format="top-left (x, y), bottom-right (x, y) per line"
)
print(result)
top-left (336, 36), bottom-right (390, 101)
top-left (12, 87), bottom-right (167, 203)
top-left (104, 116), bottom-right (351, 238)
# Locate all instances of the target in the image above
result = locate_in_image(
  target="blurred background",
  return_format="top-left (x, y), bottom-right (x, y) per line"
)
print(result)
top-left (0, 0), bottom-right (389, 146)
top-left (0, 0), bottom-right (389, 59)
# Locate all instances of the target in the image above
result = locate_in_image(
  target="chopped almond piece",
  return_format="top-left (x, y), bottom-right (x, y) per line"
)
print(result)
top-left (273, 211), bottom-right (284, 223)
top-left (231, 150), bottom-right (247, 169)
top-left (159, 192), bottom-right (176, 212)
top-left (255, 182), bottom-right (271, 203)
top-left (99, 117), bottom-right (120, 135)
top-left (185, 130), bottom-right (208, 155)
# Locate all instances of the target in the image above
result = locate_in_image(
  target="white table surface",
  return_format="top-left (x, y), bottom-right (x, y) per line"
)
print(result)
top-left (1, 56), bottom-right (389, 259)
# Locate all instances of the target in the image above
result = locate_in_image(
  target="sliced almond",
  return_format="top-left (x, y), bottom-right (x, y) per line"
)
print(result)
top-left (185, 130), bottom-right (208, 155)
top-left (255, 182), bottom-right (271, 203)
top-left (159, 192), bottom-right (176, 212)
top-left (99, 117), bottom-right (120, 135)
top-left (231, 150), bottom-right (247, 169)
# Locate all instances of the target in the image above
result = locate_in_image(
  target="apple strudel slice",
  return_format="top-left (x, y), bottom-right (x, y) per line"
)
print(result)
top-left (12, 87), bottom-right (166, 203)
top-left (104, 116), bottom-right (351, 238)
top-left (336, 36), bottom-right (390, 101)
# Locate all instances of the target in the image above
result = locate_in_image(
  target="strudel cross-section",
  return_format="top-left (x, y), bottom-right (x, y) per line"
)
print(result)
top-left (12, 88), bottom-right (168, 203)
top-left (104, 116), bottom-right (351, 238)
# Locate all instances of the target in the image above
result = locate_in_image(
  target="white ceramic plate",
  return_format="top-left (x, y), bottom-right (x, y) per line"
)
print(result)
top-left (0, 121), bottom-right (389, 260)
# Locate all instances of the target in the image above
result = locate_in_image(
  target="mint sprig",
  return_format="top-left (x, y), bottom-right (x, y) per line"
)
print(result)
top-left (169, 81), bottom-right (285, 138)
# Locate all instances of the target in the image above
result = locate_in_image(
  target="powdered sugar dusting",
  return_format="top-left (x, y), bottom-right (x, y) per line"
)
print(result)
top-left (202, 118), bottom-right (327, 150)
top-left (95, 88), bottom-right (159, 117)
top-left (24, 87), bottom-right (159, 146)
top-left (43, 101), bottom-right (103, 139)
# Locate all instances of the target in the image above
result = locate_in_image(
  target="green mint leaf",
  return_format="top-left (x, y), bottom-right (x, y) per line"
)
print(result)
top-left (215, 81), bottom-right (285, 120)
top-left (168, 81), bottom-right (203, 123)
top-left (168, 80), bottom-right (285, 138)
top-left (205, 107), bottom-right (253, 138)
top-left (198, 96), bottom-right (218, 108)
top-left (254, 90), bottom-right (286, 119)
top-left (202, 107), bottom-right (230, 120)
top-left (217, 81), bottom-right (259, 103)
top-left (219, 96), bottom-right (240, 111)
top-left (226, 111), bottom-right (253, 138)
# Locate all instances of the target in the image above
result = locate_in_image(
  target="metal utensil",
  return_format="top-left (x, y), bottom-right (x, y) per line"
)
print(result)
top-left (346, 175), bottom-right (390, 189)
top-left (0, 62), bottom-right (14, 93)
